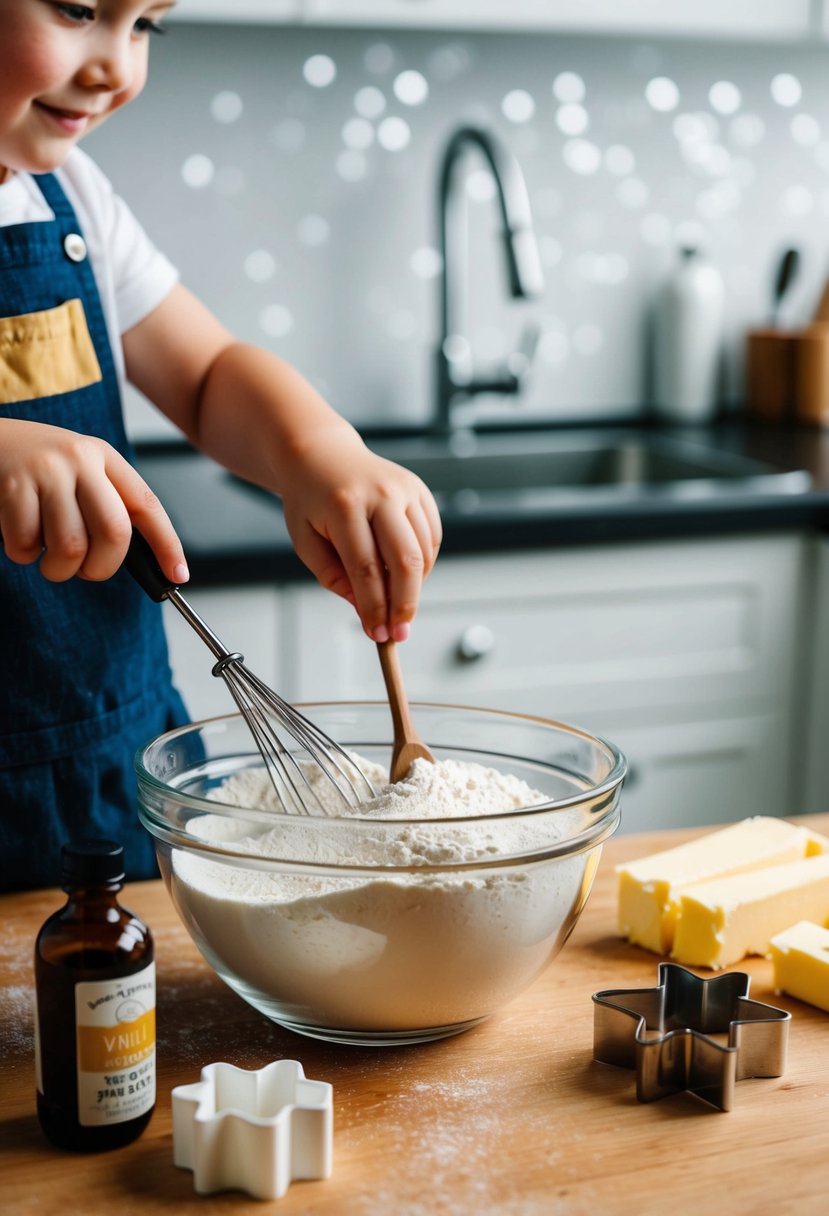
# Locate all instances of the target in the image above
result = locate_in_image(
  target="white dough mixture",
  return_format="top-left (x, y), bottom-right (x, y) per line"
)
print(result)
top-left (171, 756), bottom-right (589, 1033)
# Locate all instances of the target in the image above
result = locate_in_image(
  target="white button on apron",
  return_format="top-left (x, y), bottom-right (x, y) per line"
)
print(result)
top-left (63, 233), bottom-right (87, 262)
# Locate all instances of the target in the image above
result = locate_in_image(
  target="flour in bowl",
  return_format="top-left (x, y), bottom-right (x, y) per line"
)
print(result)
top-left (217, 755), bottom-right (548, 817)
top-left (169, 756), bottom-right (591, 1034)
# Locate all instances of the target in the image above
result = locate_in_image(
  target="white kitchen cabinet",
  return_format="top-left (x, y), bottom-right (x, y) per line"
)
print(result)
top-left (600, 715), bottom-right (789, 835)
top-left (169, 0), bottom-right (301, 23)
top-left (170, 0), bottom-right (813, 38)
top-left (282, 534), bottom-right (803, 719)
top-left (162, 586), bottom-right (283, 721)
top-left (280, 533), bottom-right (808, 832)
top-left (303, 0), bottom-right (813, 40)
top-left (800, 537), bottom-right (829, 814)
top-left (160, 534), bottom-right (808, 832)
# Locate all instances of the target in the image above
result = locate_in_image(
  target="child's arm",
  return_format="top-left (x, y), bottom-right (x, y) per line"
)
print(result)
top-left (0, 417), bottom-right (188, 584)
top-left (124, 285), bottom-right (442, 642)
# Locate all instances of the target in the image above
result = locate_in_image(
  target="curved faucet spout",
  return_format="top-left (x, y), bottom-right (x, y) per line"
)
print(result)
top-left (435, 124), bottom-right (544, 433)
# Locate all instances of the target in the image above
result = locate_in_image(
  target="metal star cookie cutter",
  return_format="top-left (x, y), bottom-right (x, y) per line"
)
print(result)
top-left (592, 962), bottom-right (791, 1112)
top-left (171, 1060), bottom-right (333, 1199)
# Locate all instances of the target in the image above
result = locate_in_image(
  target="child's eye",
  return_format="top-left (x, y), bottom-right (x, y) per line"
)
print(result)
top-left (57, 3), bottom-right (95, 21)
top-left (134, 17), bottom-right (166, 35)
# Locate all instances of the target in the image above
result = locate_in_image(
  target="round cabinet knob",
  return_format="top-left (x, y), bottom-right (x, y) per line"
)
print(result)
top-left (456, 624), bottom-right (495, 662)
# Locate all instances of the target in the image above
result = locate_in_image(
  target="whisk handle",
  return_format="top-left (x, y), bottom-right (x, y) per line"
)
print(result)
top-left (124, 528), bottom-right (233, 664)
top-left (124, 529), bottom-right (176, 602)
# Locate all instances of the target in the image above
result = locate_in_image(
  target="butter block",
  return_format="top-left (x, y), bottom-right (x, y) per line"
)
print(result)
top-left (804, 828), bottom-right (829, 857)
top-left (769, 920), bottom-right (829, 1013)
top-left (672, 855), bottom-right (829, 969)
top-left (616, 817), bottom-right (827, 955)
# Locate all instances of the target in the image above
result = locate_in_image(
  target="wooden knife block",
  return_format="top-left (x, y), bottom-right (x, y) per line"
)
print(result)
top-left (746, 324), bottom-right (829, 426)
top-left (745, 329), bottom-right (796, 422)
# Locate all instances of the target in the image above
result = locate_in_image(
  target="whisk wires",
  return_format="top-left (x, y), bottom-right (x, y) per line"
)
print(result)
top-left (213, 653), bottom-right (375, 815)
top-left (124, 530), bottom-right (375, 815)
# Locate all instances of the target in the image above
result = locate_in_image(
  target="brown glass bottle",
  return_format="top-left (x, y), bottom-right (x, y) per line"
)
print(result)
top-left (34, 840), bottom-right (156, 1152)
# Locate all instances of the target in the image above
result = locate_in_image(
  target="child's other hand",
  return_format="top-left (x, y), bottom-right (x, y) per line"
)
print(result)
top-left (0, 419), bottom-right (188, 585)
top-left (279, 429), bottom-right (442, 642)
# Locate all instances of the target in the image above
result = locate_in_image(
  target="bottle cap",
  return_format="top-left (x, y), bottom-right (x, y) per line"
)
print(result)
top-left (61, 839), bottom-right (126, 887)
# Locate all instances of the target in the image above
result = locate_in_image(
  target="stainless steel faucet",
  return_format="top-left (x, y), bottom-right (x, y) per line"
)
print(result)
top-left (434, 125), bottom-right (545, 434)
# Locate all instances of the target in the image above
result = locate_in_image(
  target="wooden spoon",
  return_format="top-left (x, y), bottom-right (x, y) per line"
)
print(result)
top-left (376, 639), bottom-right (436, 782)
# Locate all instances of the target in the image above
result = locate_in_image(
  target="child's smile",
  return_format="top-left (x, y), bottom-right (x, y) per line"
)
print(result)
top-left (34, 100), bottom-right (101, 136)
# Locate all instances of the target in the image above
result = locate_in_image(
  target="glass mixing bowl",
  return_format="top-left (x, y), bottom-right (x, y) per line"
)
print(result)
top-left (136, 703), bottom-right (625, 1046)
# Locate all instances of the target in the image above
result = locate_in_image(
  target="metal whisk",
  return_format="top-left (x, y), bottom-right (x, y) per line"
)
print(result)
top-left (125, 531), bottom-right (375, 815)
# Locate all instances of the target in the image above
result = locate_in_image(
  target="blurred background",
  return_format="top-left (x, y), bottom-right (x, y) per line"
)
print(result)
top-left (81, 3), bottom-right (829, 835)
top-left (85, 2), bottom-right (829, 438)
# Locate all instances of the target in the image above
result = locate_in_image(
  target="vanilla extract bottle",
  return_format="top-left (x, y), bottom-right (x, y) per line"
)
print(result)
top-left (34, 840), bottom-right (156, 1151)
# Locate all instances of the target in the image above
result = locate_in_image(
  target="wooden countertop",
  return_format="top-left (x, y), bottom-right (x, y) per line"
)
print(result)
top-left (3, 817), bottom-right (829, 1215)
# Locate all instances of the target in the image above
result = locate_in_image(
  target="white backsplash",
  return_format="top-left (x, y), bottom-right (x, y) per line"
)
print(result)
top-left (83, 23), bottom-right (829, 440)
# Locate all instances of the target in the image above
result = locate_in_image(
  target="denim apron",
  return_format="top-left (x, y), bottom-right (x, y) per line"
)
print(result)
top-left (0, 172), bottom-right (188, 890)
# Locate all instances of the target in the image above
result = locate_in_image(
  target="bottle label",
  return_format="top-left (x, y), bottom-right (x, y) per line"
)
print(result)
top-left (74, 962), bottom-right (155, 1127)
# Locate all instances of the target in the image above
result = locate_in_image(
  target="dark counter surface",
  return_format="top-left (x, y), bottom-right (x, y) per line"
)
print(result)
top-left (134, 419), bottom-right (829, 587)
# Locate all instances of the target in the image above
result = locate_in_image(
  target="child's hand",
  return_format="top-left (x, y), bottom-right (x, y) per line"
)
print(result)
top-left (279, 428), bottom-right (442, 642)
top-left (124, 300), bottom-right (438, 634)
top-left (0, 419), bottom-right (188, 585)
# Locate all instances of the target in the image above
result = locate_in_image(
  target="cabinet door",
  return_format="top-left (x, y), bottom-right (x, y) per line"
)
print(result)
top-left (303, 0), bottom-right (812, 38)
top-left (607, 715), bottom-right (788, 835)
top-left (284, 535), bottom-right (804, 722)
top-left (800, 537), bottom-right (829, 814)
top-left (282, 535), bottom-right (804, 830)
top-left (170, 0), bottom-right (302, 23)
top-left (163, 587), bottom-right (283, 721)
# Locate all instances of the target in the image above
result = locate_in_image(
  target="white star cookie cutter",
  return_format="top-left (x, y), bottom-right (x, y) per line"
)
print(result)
top-left (171, 1060), bottom-right (333, 1200)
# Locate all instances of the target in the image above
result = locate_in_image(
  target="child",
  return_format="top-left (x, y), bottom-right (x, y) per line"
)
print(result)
top-left (0, 1), bottom-right (442, 889)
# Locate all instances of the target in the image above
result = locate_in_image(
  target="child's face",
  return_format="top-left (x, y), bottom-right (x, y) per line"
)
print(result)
top-left (0, 1), bottom-right (175, 183)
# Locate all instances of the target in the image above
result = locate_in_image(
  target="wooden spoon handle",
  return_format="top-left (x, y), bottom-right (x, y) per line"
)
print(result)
top-left (376, 640), bottom-right (435, 782)
top-left (377, 639), bottom-right (415, 741)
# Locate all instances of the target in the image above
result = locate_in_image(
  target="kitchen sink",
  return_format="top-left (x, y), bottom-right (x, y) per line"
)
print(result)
top-left (133, 426), bottom-right (817, 567)
top-left (220, 426), bottom-right (811, 531)
top-left (368, 430), bottom-right (811, 511)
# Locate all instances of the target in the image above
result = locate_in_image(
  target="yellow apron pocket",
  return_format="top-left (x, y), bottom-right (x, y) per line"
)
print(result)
top-left (0, 299), bottom-right (102, 405)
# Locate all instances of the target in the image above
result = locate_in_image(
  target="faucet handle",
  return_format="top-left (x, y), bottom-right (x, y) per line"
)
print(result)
top-left (506, 322), bottom-right (540, 380)
top-left (442, 333), bottom-right (474, 387)
top-left (462, 323), bottom-right (539, 401)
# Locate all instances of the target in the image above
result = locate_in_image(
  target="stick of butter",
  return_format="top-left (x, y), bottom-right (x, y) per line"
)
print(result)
top-left (616, 817), bottom-right (827, 954)
top-left (672, 855), bottom-right (829, 968)
top-left (769, 920), bottom-right (829, 1013)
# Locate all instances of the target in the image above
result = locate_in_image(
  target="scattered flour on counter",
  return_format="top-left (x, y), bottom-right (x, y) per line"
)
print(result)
top-left (0, 984), bottom-right (34, 1058)
top-left (171, 756), bottom-right (589, 1033)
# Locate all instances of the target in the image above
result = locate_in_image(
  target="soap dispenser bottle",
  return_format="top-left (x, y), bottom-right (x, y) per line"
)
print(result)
top-left (652, 246), bottom-right (725, 424)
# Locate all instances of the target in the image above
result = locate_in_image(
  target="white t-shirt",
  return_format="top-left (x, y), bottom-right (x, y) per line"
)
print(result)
top-left (0, 146), bottom-right (178, 395)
